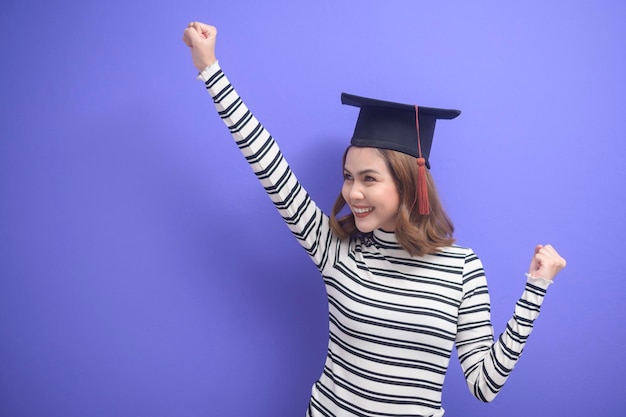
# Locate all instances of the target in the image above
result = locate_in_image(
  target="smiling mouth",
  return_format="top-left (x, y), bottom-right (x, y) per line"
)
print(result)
top-left (353, 207), bottom-right (373, 216)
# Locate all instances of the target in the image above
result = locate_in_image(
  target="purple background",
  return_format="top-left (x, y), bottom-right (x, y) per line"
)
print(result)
top-left (1, 1), bottom-right (625, 416)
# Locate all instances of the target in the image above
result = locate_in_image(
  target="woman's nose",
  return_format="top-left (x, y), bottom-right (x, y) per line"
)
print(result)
top-left (349, 183), bottom-right (364, 200)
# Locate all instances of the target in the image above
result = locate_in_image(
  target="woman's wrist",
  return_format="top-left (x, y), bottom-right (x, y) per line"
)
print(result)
top-left (196, 60), bottom-right (220, 81)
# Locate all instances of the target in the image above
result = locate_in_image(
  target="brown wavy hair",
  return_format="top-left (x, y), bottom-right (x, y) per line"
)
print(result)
top-left (330, 146), bottom-right (455, 257)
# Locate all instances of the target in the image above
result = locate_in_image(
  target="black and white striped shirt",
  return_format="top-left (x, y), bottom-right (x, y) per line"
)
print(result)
top-left (199, 62), bottom-right (551, 417)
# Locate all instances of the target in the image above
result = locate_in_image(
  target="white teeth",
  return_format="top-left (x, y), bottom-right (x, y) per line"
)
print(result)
top-left (353, 207), bottom-right (373, 214)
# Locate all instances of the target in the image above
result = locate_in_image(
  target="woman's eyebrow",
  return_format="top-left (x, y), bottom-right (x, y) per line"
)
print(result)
top-left (343, 168), bottom-right (382, 176)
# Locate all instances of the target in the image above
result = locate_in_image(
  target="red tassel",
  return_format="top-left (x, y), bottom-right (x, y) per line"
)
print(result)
top-left (413, 104), bottom-right (429, 215)
top-left (416, 157), bottom-right (429, 215)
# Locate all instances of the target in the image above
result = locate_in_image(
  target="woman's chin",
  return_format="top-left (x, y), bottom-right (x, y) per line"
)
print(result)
top-left (354, 222), bottom-right (375, 234)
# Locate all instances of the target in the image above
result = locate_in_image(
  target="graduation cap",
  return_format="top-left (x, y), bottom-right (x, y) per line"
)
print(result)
top-left (341, 92), bottom-right (461, 215)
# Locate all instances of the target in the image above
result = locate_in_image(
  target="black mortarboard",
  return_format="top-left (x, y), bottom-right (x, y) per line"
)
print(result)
top-left (341, 92), bottom-right (461, 169)
top-left (341, 92), bottom-right (461, 215)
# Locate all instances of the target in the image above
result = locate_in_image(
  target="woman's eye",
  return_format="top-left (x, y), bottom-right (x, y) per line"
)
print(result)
top-left (364, 175), bottom-right (376, 182)
top-left (343, 172), bottom-right (353, 180)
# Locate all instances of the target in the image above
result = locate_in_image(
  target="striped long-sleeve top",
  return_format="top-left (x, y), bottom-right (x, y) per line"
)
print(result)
top-left (198, 62), bottom-right (551, 417)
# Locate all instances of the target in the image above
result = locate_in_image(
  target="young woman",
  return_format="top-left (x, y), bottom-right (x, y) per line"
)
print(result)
top-left (182, 22), bottom-right (566, 417)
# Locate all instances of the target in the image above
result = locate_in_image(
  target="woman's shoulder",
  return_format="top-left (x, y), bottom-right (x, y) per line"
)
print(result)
top-left (417, 244), bottom-right (472, 266)
top-left (436, 244), bottom-right (477, 256)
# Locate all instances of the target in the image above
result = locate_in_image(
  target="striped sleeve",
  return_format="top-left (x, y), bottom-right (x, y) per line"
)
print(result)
top-left (455, 250), bottom-right (550, 402)
top-left (198, 62), bottom-right (332, 269)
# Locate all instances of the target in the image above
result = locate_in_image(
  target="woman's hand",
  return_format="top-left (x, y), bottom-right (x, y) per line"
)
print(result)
top-left (183, 22), bottom-right (217, 73)
top-left (528, 244), bottom-right (566, 281)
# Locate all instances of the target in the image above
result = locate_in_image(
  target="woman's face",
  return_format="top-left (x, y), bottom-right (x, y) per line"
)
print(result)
top-left (342, 147), bottom-right (400, 233)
